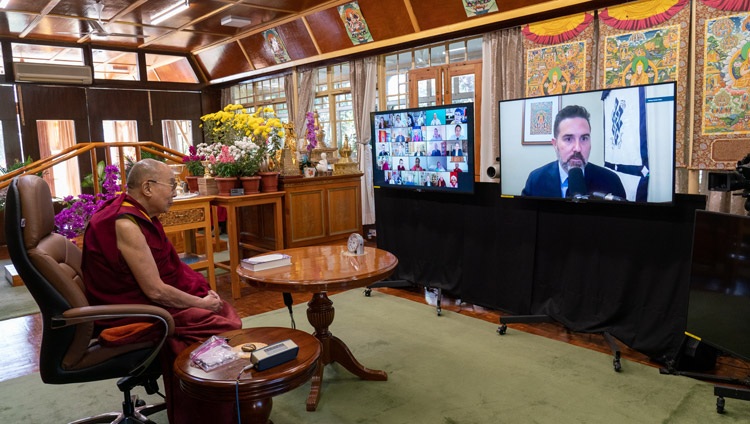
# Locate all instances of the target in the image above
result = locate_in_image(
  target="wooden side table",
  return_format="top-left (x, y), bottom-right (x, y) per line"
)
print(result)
top-left (237, 245), bottom-right (398, 411)
top-left (211, 192), bottom-right (285, 299)
top-left (159, 194), bottom-right (216, 291)
top-left (174, 327), bottom-right (321, 424)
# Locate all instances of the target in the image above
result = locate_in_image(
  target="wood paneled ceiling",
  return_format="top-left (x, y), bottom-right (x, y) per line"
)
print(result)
top-left (0, 0), bottom-right (629, 85)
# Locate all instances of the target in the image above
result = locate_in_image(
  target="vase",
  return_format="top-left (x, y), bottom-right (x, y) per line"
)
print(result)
top-left (215, 177), bottom-right (240, 196)
top-left (240, 176), bottom-right (261, 194)
top-left (303, 167), bottom-right (316, 178)
top-left (258, 171), bottom-right (280, 192)
top-left (185, 176), bottom-right (199, 193)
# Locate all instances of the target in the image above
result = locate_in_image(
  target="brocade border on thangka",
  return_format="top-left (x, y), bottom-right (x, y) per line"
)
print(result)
top-left (523, 22), bottom-right (595, 98)
top-left (597, 4), bottom-right (691, 168)
top-left (692, 1), bottom-right (750, 170)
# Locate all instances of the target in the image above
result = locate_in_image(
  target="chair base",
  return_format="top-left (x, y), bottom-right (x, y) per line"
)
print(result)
top-left (68, 395), bottom-right (166, 424)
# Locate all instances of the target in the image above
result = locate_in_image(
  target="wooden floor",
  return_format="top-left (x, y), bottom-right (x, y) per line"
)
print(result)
top-left (2, 243), bottom-right (749, 390)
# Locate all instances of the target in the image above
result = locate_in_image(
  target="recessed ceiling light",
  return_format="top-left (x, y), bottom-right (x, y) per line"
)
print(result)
top-left (220, 16), bottom-right (253, 28)
top-left (151, 0), bottom-right (190, 25)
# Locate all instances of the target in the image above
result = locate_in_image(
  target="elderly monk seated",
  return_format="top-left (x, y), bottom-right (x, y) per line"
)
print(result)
top-left (82, 158), bottom-right (242, 424)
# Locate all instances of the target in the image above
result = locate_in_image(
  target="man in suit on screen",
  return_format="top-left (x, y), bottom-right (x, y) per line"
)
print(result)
top-left (522, 105), bottom-right (626, 199)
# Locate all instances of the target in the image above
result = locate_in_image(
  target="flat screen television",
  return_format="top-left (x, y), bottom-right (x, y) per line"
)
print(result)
top-left (687, 210), bottom-right (750, 361)
top-left (371, 103), bottom-right (474, 194)
top-left (498, 82), bottom-right (676, 204)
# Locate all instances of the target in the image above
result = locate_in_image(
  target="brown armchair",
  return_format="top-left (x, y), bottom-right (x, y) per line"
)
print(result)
top-left (5, 175), bottom-right (175, 424)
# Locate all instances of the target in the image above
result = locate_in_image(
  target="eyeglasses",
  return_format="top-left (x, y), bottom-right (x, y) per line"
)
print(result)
top-left (147, 179), bottom-right (178, 191)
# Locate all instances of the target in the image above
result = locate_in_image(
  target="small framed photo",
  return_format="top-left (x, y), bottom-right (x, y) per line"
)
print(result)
top-left (522, 96), bottom-right (560, 145)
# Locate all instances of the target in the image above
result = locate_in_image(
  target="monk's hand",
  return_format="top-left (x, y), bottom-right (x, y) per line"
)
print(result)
top-left (201, 290), bottom-right (223, 313)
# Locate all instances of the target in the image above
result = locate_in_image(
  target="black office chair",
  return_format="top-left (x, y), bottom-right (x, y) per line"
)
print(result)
top-left (5, 175), bottom-right (175, 423)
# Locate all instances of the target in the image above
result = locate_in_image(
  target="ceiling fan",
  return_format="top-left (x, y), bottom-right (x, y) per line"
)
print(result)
top-left (63, 0), bottom-right (145, 39)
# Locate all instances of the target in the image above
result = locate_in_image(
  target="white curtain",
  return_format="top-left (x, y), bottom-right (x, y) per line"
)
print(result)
top-left (480, 28), bottom-right (523, 183)
top-left (37, 120), bottom-right (80, 198)
top-left (294, 68), bottom-right (316, 152)
top-left (350, 57), bottom-right (378, 225)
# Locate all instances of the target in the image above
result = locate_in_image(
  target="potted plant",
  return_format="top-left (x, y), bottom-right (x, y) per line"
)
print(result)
top-left (211, 145), bottom-right (241, 196)
top-left (54, 164), bottom-right (120, 242)
top-left (182, 145), bottom-right (205, 193)
top-left (236, 139), bottom-right (261, 194)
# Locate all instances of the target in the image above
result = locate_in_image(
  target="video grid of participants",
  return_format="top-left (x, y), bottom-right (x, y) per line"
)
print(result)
top-left (375, 106), bottom-right (469, 189)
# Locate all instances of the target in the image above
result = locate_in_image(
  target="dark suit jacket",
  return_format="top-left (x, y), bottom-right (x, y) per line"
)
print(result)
top-left (521, 161), bottom-right (626, 199)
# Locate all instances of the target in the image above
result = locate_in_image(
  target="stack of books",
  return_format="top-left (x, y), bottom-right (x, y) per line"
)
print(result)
top-left (241, 253), bottom-right (292, 271)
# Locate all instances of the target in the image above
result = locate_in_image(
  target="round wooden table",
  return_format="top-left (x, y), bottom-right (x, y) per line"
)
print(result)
top-left (174, 327), bottom-right (321, 424)
top-left (236, 245), bottom-right (398, 411)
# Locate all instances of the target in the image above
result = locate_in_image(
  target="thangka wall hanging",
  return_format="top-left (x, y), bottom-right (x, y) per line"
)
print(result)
top-left (522, 13), bottom-right (595, 98)
top-left (263, 29), bottom-right (291, 64)
top-left (338, 2), bottom-right (374, 45)
top-left (462, 0), bottom-right (498, 17)
top-left (692, 0), bottom-right (750, 170)
top-left (598, 0), bottom-right (690, 167)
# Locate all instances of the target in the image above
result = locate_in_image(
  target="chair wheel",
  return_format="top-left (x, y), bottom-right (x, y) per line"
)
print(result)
top-left (717, 396), bottom-right (725, 414)
top-left (364, 288), bottom-right (371, 297)
top-left (613, 358), bottom-right (621, 372)
top-left (135, 398), bottom-right (146, 407)
top-left (497, 324), bottom-right (507, 335)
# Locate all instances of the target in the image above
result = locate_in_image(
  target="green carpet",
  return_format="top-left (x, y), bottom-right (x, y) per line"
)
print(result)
top-left (0, 282), bottom-right (39, 321)
top-left (1, 289), bottom-right (749, 423)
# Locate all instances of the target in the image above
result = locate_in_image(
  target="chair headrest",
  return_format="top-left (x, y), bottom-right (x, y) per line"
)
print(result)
top-left (17, 175), bottom-right (56, 249)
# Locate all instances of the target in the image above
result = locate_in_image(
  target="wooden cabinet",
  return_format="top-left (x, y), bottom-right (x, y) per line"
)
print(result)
top-left (279, 174), bottom-right (362, 248)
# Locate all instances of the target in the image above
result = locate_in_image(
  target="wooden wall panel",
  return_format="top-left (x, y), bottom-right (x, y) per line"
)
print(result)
top-left (409, 0), bottom-right (554, 31)
top-left (196, 42), bottom-right (253, 81)
top-left (408, 0), bottom-right (473, 30)
top-left (305, 8), bottom-right (356, 53)
top-left (357, 0), bottom-right (414, 40)
top-left (17, 85), bottom-right (89, 167)
top-left (240, 33), bottom-right (277, 70)
top-left (0, 86), bottom-right (21, 164)
top-left (277, 19), bottom-right (318, 60)
top-left (150, 91), bottom-right (203, 146)
top-left (86, 88), bottom-right (151, 142)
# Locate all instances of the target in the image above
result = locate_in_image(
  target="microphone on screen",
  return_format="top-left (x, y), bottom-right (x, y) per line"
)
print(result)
top-left (591, 192), bottom-right (627, 202)
top-left (567, 167), bottom-right (587, 198)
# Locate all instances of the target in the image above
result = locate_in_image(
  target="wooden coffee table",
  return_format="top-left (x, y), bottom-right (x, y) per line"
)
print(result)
top-left (236, 245), bottom-right (398, 411)
top-left (174, 327), bottom-right (321, 424)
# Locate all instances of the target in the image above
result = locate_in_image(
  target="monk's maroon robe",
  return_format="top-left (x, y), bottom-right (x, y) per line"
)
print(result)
top-left (82, 193), bottom-right (242, 423)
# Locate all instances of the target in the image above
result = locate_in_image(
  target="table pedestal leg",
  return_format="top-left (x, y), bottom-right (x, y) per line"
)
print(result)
top-left (305, 292), bottom-right (387, 411)
top-left (239, 397), bottom-right (273, 424)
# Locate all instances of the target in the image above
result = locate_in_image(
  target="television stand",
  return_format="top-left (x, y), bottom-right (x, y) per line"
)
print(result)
top-left (365, 280), bottom-right (443, 316)
top-left (497, 314), bottom-right (623, 372)
top-left (659, 366), bottom-right (750, 414)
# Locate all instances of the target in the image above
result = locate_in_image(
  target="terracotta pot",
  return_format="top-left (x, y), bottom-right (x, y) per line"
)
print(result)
top-left (185, 176), bottom-right (199, 193)
top-left (215, 177), bottom-right (240, 196)
top-left (240, 176), bottom-right (261, 194)
top-left (258, 172), bottom-right (280, 193)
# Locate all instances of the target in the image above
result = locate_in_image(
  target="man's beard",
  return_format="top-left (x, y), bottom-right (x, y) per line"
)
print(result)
top-left (561, 152), bottom-right (587, 173)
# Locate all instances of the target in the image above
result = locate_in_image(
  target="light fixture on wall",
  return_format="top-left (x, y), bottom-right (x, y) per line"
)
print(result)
top-left (151, 0), bottom-right (190, 25)
top-left (220, 16), bottom-right (253, 28)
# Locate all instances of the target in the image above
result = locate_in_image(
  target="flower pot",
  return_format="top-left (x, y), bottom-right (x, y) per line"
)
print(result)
top-left (240, 176), bottom-right (261, 194)
top-left (185, 176), bottom-right (199, 193)
top-left (303, 167), bottom-right (316, 178)
top-left (258, 171), bottom-right (280, 192)
top-left (215, 177), bottom-right (240, 196)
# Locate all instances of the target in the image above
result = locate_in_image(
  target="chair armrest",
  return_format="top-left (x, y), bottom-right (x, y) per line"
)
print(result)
top-left (58, 304), bottom-right (175, 336)
top-left (58, 304), bottom-right (176, 377)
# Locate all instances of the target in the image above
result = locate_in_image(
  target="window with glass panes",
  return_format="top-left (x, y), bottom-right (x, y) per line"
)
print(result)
top-left (313, 63), bottom-right (355, 157)
top-left (382, 36), bottom-right (482, 110)
top-left (229, 76), bottom-right (289, 122)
